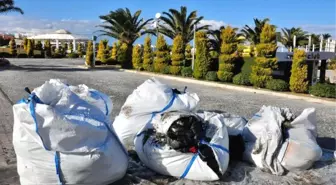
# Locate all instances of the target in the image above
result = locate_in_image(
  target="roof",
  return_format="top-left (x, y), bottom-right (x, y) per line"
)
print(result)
top-left (27, 29), bottom-right (89, 40)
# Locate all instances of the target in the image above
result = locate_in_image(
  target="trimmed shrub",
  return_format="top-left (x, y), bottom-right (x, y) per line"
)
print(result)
top-left (44, 40), bottom-right (52, 58)
top-left (132, 45), bottom-right (143, 70)
top-left (328, 58), bottom-right (336, 70)
top-left (143, 36), bottom-right (153, 71)
top-left (23, 38), bottom-right (28, 52)
top-left (17, 53), bottom-right (28, 58)
top-left (205, 71), bottom-right (218, 81)
top-left (309, 83), bottom-right (336, 98)
top-left (217, 27), bottom-right (239, 82)
top-left (290, 49), bottom-right (308, 93)
top-left (9, 38), bottom-right (17, 57)
top-left (170, 35), bottom-right (185, 75)
top-left (69, 42), bottom-right (73, 52)
top-left (118, 43), bottom-right (129, 67)
top-left (62, 42), bottom-right (68, 54)
top-left (185, 44), bottom-right (192, 66)
top-left (250, 23), bottom-right (277, 87)
top-left (181, 66), bottom-right (193, 77)
top-left (233, 73), bottom-right (251, 86)
top-left (85, 41), bottom-right (93, 66)
top-left (105, 58), bottom-right (117, 65)
top-left (52, 50), bottom-right (65, 58)
top-left (97, 40), bottom-right (109, 63)
top-left (154, 35), bottom-right (170, 73)
top-left (26, 39), bottom-right (34, 57)
top-left (77, 43), bottom-right (83, 57)
top-left (111, 42), bottom-right (118, 60)
top-left (67, 53), bottom-right (79, 58)
top-left (193, 31), bottom-right (210, 79)
top-left (266, 79), bottom-right (289, 91)
top-left (162, 65), bottom-right (170, 74)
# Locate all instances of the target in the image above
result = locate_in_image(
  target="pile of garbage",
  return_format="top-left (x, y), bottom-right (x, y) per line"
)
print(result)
top-left (12, 78), bottom-right (330, 185)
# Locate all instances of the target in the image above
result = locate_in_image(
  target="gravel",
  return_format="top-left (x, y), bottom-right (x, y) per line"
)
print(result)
top-left (0, 58), bottom-right (335, 185)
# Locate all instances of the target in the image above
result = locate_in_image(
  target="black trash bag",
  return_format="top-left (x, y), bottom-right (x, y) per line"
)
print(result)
top-left (154, 113), bottom-right (222, 178)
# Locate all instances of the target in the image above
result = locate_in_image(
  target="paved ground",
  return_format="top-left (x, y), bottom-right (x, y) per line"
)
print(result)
top-left (0, 59), bottom-right (335, 185)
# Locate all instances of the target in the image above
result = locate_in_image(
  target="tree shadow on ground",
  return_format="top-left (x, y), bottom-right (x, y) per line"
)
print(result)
top-left (0, 64), bottom-right (123, 72)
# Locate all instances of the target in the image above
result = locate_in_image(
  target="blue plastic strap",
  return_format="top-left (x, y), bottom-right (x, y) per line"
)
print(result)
top-left (200, 140), bottom-right (229, 154)
top-left (136, 92), bottom-right (176, 138)
top-left (253, 114), bottom-right (261, 118)
top-left (54, 152), bottom-right (64, 185)
top-left (180, 154), bottom-right (198, 178)
top-left (27, 94), bottom-right (64, 185)
top-left (90, 90), bottom-right (109, 116)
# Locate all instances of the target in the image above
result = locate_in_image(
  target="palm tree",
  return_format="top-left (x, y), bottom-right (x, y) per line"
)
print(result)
top-left (157, 6), bottom-right (209, 44)
top-left (323, 33), bottom-right (331, 40)
top-left (208, 26), bottom-right (243, 52)
top-left (241, 18), bottom-right (271, 45)
top-left (0, 0), bottom-right (23, 14)
top-left (98, 8), bottom-right (153, 46)
top-left (280, 27), bottom-right (308, 49)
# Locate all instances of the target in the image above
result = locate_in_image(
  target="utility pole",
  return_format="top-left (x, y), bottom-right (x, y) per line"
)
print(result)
top-left (92, 35), bottom-right (97, 68)
top-left (192, 24), bottom-right (196, 70)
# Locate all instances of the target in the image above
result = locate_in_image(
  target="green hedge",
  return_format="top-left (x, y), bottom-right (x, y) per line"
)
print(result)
top-left (233, 73), bottom-right (251, 86)
top-left (205, 71), bottom-right (218, 81)
top-left (309, 83), bottom-right (336, 98)
top-left (181, 66), bottom-right (193, 77)
top-left (265, 79), bottom-right (289, 91)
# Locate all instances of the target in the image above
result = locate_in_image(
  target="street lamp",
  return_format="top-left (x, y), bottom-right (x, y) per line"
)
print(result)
top-left (154, 13), bottom-right (161, 37)
top-left (192, 24), bottom-right (196, 70)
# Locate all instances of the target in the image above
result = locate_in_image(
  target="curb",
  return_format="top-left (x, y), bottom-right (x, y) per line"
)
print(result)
top-left (122, 69), bottom-right (336, 106)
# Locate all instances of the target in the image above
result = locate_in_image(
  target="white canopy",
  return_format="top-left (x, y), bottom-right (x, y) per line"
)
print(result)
top-left (28, 29), bottom-right (89, 41)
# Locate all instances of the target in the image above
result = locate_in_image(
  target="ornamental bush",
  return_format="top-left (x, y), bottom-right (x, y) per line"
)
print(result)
top-left (23, 38), bottom-right (28, 52)
top-left (170, 35), bottom-right (185, 75)
top-left (205, 71), bottom-right (218, 81)
top-left (250, 23), bottom-right (277, 87)
top-left (111, 42), bottom-right (118, 61)
top-left (154, 35), bottom-right (170, 73)
top-left (85, 41), bottom-right (93, 66)
top-left (309, 83), bottom-right (336, 98)
top-left (193, 31), bottom-right (210, 79)
top-left (44, 40), bottom-right (52, 58)
top-left (132, 45), bottom-right (143, 70)
top-left (143, 36), bottom-right (153, 71)
top-left (97, 40), bottom-right (109, 63)
top-left (265, 79), bottom-right (289, 91)
top-left (9, 38), bottom-right (17, 57)
top-left (233, 73), bottom-right (251, 86)
top-left (181, 66), bottom-right (193, 77)
top-left (26, 39), bottom-right (34, 57)
top-left (185, 44), bottom-right (192, 66)
top-left (289, 49), bottom-right (308, 93)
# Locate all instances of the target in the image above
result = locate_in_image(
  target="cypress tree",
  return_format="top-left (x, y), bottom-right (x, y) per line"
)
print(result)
top-left (132, 45), bottom-right (143, 70)
top-left (217, 26), bottom-right (238, 82)
top-left (85, 41), bottom-right (93, 66)
top-left (170, 34), bottom-right (185, 75)
top-left (250, 23), bottom-right (278, 87)
top-left (44, 40), bottom-right (51, 58)
top-left (26, 39), bottom-right (34, 57)
top-left (193, 31), bottom-right (210, 79)
top-left (154, 35), bottom-right (170, 73)
top-left (290, 49), bottom-right (308, 93)
top-left (143, 36), bottom-right (153, 71)
top-left (9, 38), bottom-right (17, 57)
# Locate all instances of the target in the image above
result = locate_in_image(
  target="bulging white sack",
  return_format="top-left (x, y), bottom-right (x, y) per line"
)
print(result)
top-left (69, 84), bottom-right (113, 116)
top-left (277, 108), bottom-right (322, 171)
top-left (135, 111), bottom-right (230, 181)
top-left (113, 78), bottom-right (200, 148)
top-left (13, 79), bottom-right (128, 185)
top-left (243, 106), bottom-right (322, 174)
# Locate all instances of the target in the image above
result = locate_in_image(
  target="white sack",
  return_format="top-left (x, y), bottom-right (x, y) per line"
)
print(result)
top-left (113, 78), bottom-right (200, 148)
top-left (277, 108), bottom-right (322, 171)
top-left (69, 84), bottom-right (113, 116)
top-left (13, 79), bottom-right (128, 185)
top-left (135, 111), bottom-right (230, 181)
top-left (242, 106), bottom-right (295, 175)
top-left (243, 106), bottom-right (322, 174)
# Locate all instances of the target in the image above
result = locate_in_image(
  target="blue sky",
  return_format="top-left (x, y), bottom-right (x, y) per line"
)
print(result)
top-left (1, 0), bottom-right (335, 44)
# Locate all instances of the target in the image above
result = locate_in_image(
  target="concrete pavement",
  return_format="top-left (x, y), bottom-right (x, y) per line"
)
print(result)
top-left (0, 58), bottom-right (335, 185)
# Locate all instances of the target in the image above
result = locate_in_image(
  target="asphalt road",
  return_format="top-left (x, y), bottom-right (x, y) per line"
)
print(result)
top-left (1, 59), bottom-right (335, 138)
top-left (0, 58), bottom-right (335, 185)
